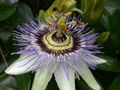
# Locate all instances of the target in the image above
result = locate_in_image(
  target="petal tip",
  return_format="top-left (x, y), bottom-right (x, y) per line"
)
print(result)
top-left (4, 61), bottom-right (31, 75)
top-left (5, 65), bottom-right (21, 75)
top-left (5, 67), bottom-right (16, 75)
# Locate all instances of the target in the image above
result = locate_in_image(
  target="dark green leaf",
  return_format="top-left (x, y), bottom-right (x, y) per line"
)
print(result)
top-left (15, 73), bottom-right (31, 90)
top-left (0, 0), bottom-right (19, 4)
top-left (100, 10), bottom-right (109, 30)
top-left (98, 1), bottom-right (120, 55)
top-left (0, 2), bottom-right (16, 21)
top-left (108, 9), bottom-right (120, 53)
top-left (17, 3), bottom-right (33, 22)
top-left (0, 2), bottom-right (33, 43)
top-left (0, 62), bottom-right (6, 73)
top-left (97, 55), bottom-right (120, 72)
top-left (93, 71), bottom-right (117, 90)
top-left (105, 0), bottom-right (120, 14)
top-left (109, 74), bottom-right (120, 90)
top-left (46, 78), bottom-right (59, 90)
top-left (0, 75), bottom-right (17, 90)
top-left (0, 3), bottom-right (33, 89)
top-left (76, 78), bottom-right (91, 90)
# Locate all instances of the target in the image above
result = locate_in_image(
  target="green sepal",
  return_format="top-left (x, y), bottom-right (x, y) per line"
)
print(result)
top-left (38, 0), bottom-right (76, 21)
top-left (97, 31), bottom-right (110, 44)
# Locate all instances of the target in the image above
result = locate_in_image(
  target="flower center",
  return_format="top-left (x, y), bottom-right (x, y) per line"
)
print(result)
top-left (43, 31), bottom-right (73, 52)
top-left (51, 32), bottom-right (66, 43)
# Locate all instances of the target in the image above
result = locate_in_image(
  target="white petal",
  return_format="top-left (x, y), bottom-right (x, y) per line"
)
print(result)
top-left (87, 54), bottom-right (107, 64)
top-left (76, 60), bottom-right (101, 90)
top-left (54, 64), bottom-right (75, 90)
top-left (5, 54), bottom-right (36, 75)
top-left (32, 69), bottom-right (52, 90)
top-left (78, 53), bottom-right (107, 65)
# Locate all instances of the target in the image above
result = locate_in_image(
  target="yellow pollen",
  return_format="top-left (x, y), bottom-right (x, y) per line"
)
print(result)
top-left (47, 21), bottom-right (53, 25)
top-left (60, 23), bottom-right (68, 32)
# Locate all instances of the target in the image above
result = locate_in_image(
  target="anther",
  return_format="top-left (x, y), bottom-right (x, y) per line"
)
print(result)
top-left (47, 21), bottom-right (53, 25)
top-left (60, 23), bottom-right (68, 32)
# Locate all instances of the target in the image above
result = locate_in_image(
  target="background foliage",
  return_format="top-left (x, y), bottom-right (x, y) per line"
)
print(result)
top-left (0, 0), bottom-right (120, 90)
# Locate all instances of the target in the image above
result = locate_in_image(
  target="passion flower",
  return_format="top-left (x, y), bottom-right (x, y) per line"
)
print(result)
top-left (5, 13), bottom-right (106, 90)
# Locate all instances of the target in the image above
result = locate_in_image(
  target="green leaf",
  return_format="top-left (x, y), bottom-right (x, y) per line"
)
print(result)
top-left (0, 3), bottom-right (33, 89)
top-left (0, 61), bottom-right (7, 73)
top-left (0, 75), bottom-right (17, 90)
top-left (0, 2), bottom-right (33, 42)
top-left (45, 78), bottom-right (59, 90)
top-left (97, 55), bottom-right (120, 72)
top-left (109, 74), bottom-right (120, 90)
top-left (15, 73), bottom-right (31, 90)
top-left (17, 2), bottom-right (33, 22)
top-left (98, 1), bottom-right (120, 55)
top-left (105, 0), bottom-right (120, 14)
top-left (0, 2), bottom-right (33, 54)
top-left (100, 10), bottom-right (110, 30)
top-left (77, 78), bottom-right (91, 90)
top-left (0, 0), bottom-right (19, 4)
top-left (108, 9), bottom-right (120, 53)
top-left (100, 1), bottom-right (120, 55)
top-left (0, 2), bottom-right (16, 21)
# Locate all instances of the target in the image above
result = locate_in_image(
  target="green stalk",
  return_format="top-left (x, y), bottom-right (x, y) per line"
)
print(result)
top-left (38, 0), bottom-right (76, 37)
top-left (56, 29), bottom-right (63, 37)
top-left (47, 0), bottom-right (76, 37)
top-left (78, 0), bottom-right (107, 24)
top-left (72, 8), bottom-right (84, 15)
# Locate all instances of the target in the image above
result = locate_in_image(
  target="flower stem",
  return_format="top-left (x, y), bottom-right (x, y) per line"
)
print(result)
top-left (56, 29), bottom-right (63, 37)
top-left (0, 73), bottom-right (7, 79)
top-left (54, 13), bottom-right (64, 37)
top-left (0, 47), bottom-right (8, 67)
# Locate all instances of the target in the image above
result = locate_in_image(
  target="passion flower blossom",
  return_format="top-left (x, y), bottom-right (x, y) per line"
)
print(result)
top-left (5, 15), bottom-right (106, 90)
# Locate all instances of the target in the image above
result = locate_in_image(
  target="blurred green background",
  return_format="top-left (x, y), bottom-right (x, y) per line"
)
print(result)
top-left (0, 0), bottom-right (120, 90)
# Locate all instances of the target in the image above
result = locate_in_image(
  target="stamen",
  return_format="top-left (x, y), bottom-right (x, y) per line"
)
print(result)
top-left (47, 21), bottom-right (53, 25)
top-left (67, 20), bottom-right (77, 26)
top-left (60, 23), bottom-right (68, 32)
top-left (50, 7), bottom-right (86, 35)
